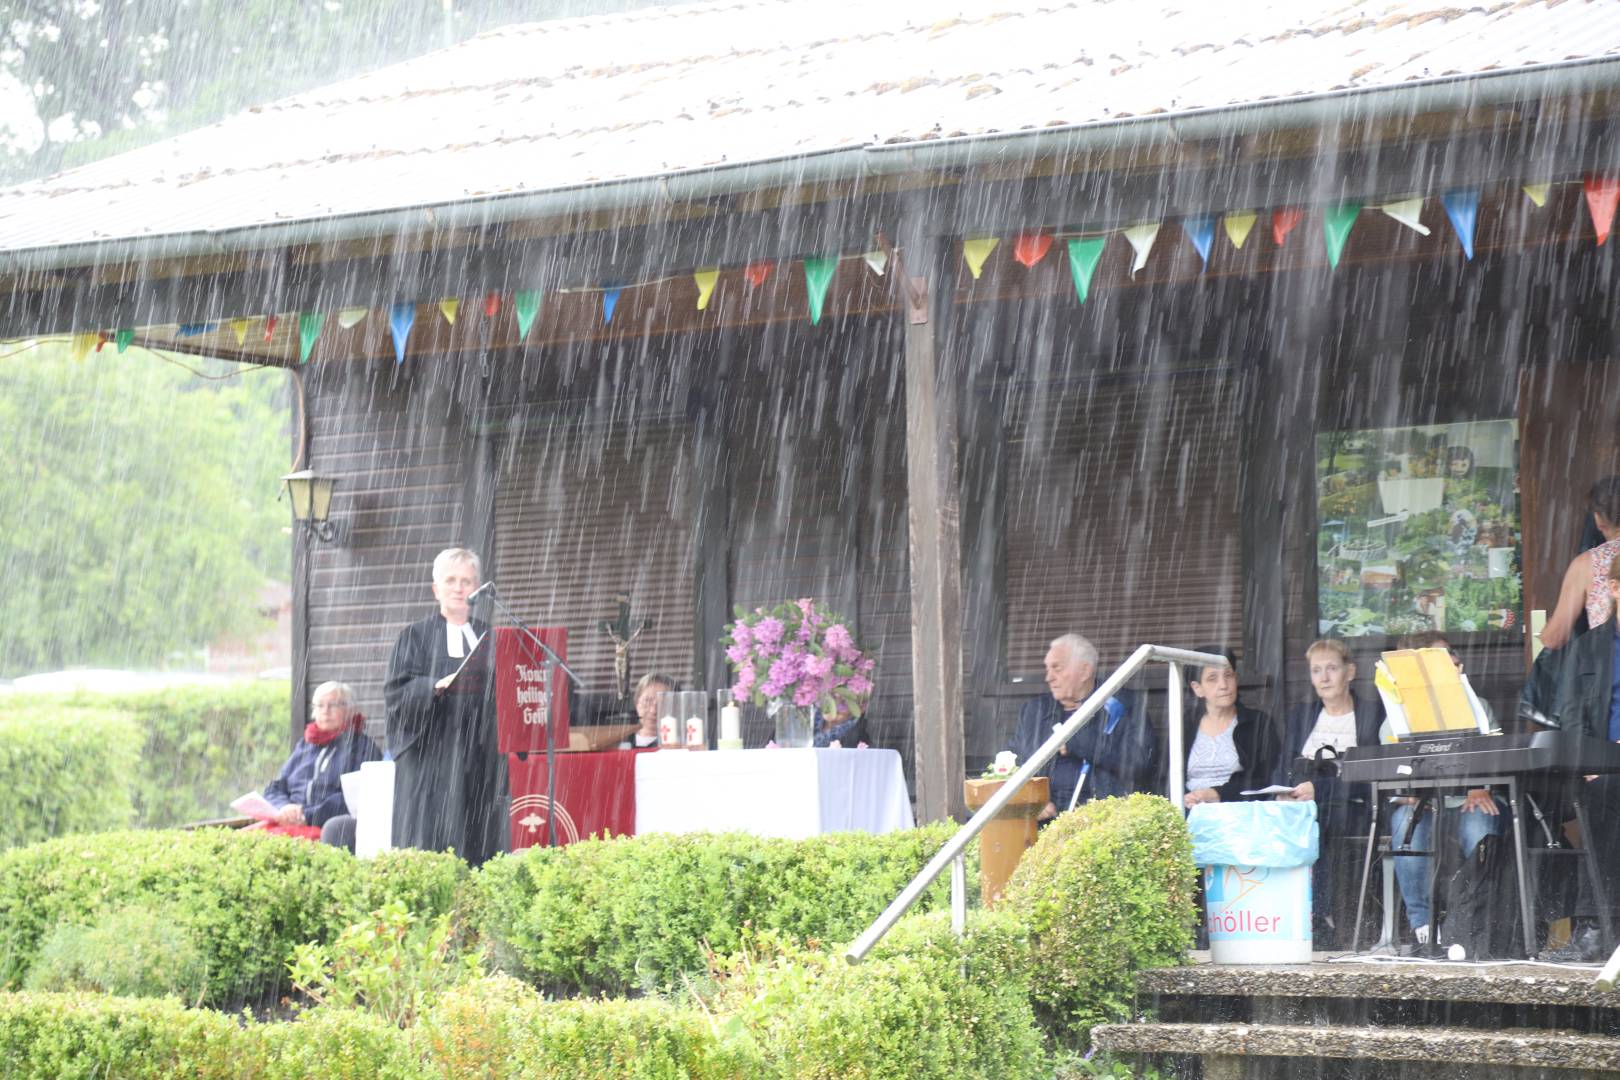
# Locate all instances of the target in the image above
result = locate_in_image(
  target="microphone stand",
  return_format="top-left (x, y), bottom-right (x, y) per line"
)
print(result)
top-left (478, 586), bottom-right (582, 849)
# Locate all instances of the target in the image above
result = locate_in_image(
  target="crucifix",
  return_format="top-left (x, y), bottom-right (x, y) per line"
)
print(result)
top-left (598, 593), bottom-right (651, 703)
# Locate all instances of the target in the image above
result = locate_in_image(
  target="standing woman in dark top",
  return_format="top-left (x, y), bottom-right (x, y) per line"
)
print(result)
top-left (1181, 647), bottom-right (1281, 809)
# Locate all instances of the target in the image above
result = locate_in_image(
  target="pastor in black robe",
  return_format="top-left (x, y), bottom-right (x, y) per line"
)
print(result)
top-left (384, 613), bottom-right (508, 865)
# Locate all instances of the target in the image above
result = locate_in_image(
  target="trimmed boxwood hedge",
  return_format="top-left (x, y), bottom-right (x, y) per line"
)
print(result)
top-left (0, 829), bottom-right (466, 1006)
top-left (467, 821), bottom-right (971, 995)
top-left (2, 708), bottom-right (141, 851)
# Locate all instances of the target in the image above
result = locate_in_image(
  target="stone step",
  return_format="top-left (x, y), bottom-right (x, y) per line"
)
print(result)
top-left (1091, 1020), bottom-right (1620, 1072)
top-left (1137, 956), bottom-right (1616, 1010)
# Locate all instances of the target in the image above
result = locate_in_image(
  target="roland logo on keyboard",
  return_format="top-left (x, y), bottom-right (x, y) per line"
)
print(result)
top-left (1418, 741), bottom-right (1458, 754)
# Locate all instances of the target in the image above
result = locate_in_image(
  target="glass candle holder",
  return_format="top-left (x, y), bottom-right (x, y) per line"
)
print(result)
top-left (656, 690), bottom-right (682, 749)
top-left (680, 690), bottom-right (709, 750)
top-left (716, 689), bottom-right (743, 750)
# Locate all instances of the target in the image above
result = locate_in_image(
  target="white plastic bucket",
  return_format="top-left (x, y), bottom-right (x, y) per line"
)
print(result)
top-left (1204, 863), bottom-right (1312, 964)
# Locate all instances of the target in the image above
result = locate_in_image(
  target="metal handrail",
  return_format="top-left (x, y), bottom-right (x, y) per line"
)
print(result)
top-left (845, 643), bottom-right (1230, 963)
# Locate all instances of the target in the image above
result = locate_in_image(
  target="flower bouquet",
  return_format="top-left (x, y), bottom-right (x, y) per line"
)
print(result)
top-left (721, 599), bottom-right (876, 725)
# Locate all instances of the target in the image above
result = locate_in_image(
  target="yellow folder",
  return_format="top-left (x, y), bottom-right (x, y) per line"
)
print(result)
top-left (1379, 648), bottom-right (1476, 734)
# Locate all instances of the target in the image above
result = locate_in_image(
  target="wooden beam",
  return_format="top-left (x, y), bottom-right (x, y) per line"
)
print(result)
top-left (901, 231), bottom-right (966, 823)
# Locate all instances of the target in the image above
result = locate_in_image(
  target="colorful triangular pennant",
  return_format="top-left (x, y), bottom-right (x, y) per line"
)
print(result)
top-left (1272, 208), bottom-right (1304, 246)
top-left (744, 262), bottom-right (773, 288)
top-left (862, 250), bottom-right (888, 276)
top-left (69, 332), bottom-right (97, 362)
top-left (298, 312), bottom-right (324, 364)
top-left (1323, 204), bottom-right (1362, 269)
top-left (1377, 197), bottom-right (1430, 236)
top-left (336, 307), bottom-right (368, 329)
top-left (1441, 189), bottom-right (1480, 261)
top-left (483, 292), bottom-right (502, 318)
top-left (176, 322), bottom-right (211, 338)
top-left (262, 316), bottom-right (278, 343)
top-left (230, 319), bottom-right (251, 346)
top-left (1122, 223), bottom-right (1160, 276)
top-left (803, 257), bottom-right (839, 325)
top-left (1012, 233), bottom-right (1053, 268)
top-left (438, 298), bottom-right (460, 325)
top-left (1183, 215), bottom-right (1216, 269)
top-left (962, 237), bottom-right (999, 279)
top-left (1522, 183), bottom-right (1550, 208)
top-left (601, 287), bottom-right (622, 324)
top-left (389, 303), bottom-right (414, 365)
top-left (1066, 237), bottom-right (1107, 304)
top-left (693, 268), bottom-right (719, 310)
top-left (515, 289), bottom-right (542, 336)
top-left (1584, 176), bottom-right (1620, 246)
top-left (1223, 211), bottom-right (1257, 250)
top-left (114, 328), bottom-right (134, 354)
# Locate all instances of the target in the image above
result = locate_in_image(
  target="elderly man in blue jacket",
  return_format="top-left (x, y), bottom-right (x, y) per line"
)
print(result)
top-left (1002, 633), bottom-right (1157, 822)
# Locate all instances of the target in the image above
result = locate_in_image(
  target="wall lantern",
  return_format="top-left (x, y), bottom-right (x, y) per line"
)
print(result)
top-left (281, 469), bottom-right (339, 543)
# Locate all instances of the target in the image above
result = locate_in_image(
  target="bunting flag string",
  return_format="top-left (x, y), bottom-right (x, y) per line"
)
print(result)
top-left (58, 176), bottom-right (1616, 358)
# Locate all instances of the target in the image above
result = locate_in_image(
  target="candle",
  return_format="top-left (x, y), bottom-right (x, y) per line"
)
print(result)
top-left (720, 704), bottom-right (741, 742)
top-left (659, 714), bottom-right (681, 748)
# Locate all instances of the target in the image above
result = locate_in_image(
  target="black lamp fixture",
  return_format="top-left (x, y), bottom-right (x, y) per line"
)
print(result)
top-left (281, 469), bottom-right (339, 543)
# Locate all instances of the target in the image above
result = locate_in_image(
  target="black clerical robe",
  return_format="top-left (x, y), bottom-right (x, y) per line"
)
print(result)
top-left (384, 613), bottom-right (507, 865)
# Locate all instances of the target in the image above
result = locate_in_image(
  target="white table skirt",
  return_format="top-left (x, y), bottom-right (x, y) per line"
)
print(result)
top-left (634, 748), bottom-right (915, 839)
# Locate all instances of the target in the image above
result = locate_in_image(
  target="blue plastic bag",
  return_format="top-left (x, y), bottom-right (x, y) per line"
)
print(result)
top-left (1187, 801), bottom-right (1318, 868)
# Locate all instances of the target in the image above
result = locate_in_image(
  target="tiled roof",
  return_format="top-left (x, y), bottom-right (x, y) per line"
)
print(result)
top-left (2, 0), bottom-right (1618, 253)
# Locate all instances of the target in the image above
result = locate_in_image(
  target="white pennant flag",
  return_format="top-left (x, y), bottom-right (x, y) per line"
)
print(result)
top-left (1378, 197), bottom-right (1430, 236)
top-left (1122, 223), bottom-right (1160, 276)
top-left (862, 250), bottom-right (889, 276)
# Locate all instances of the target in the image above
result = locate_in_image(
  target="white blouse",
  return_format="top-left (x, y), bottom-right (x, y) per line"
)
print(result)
top-left (1300, 707), bottom-right (1358, 759)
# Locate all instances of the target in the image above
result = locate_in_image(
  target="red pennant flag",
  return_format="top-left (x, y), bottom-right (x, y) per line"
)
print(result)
top-left (1584, 176), bottom-right (1620, 246)
top-left (743, 261), bottom-right (774, 288)
top-left (483, 292), bottom-right (502, 318)
top-left (262, 315), bottom-right (278, 342)
top-left (94, 332), bottom-right (109, 353)
top-left (1011, 233), bottom-right (1053, 268)
top-left (1272, 208), bottom-right (1304, 246)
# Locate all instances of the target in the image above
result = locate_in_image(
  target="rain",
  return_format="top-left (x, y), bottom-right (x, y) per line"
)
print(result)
top-left (3, 1), bottom-right (1620, 1077)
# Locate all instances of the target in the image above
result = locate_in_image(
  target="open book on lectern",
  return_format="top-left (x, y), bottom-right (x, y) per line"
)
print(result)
top-left (1373, 647), bottom-right (1492, 740)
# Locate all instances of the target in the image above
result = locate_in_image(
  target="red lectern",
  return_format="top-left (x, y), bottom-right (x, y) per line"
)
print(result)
top-left (494, 626), bottom-right (569, 753)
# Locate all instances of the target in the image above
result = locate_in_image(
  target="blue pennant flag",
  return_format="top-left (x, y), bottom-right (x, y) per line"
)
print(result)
top-left (176, 322), bottom-right (215, 338)
top-left (602, 286), bottom-right (623, 324)
top-left (1441, 189), bottom-right (1480, 261)
top-left (1183, 215), bottom-right (1217, 269)
top-left (389, 302), bottom-right (415, 365)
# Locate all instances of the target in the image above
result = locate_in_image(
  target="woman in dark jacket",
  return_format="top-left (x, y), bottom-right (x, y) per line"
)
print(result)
top-left (1181, 647), bottom-right (1281, 809)
top-left (1278, 638), bottom-right (1384, 946)
top-left (263, 680), bottom-right (382, 829)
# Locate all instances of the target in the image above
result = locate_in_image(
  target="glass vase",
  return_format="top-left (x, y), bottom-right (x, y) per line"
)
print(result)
top-left (773, 703), bottom-right (814, 748)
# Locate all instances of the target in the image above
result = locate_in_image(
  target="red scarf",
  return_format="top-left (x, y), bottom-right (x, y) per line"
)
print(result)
top-left (305, 712), bottom-right (366, 746)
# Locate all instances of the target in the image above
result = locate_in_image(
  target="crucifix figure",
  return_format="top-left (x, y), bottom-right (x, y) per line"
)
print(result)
top-left (598, 593), bottom-right (651, 703)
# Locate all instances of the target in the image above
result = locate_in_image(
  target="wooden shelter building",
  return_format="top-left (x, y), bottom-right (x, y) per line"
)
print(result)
top-left (3, 1), bottom-right (1620, 820)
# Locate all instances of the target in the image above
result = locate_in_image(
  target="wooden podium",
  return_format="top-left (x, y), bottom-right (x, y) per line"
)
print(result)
top-left (963, 775), bottom-right (1049, 907)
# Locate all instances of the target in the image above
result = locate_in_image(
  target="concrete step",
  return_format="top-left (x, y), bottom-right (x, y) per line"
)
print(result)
top-left (1091, 1020), bottom-right (1620, 1073)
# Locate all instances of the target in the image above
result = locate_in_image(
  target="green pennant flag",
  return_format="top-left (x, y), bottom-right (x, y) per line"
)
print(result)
top-left (1066, 237), bottom-right (1107, 304)
top-left (113, 328), bottom-right (135, 354)
top-left (1323, 204), bottom-right (1362, 269)
top-left (514, 290), bottom-right (542, 337)
top-left (802, 257), bottom-right (839, 325)
top-left (298, 312), bottom-right (324, 364)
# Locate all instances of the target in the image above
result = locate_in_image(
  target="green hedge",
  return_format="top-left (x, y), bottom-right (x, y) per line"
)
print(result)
top-left (0, 829), bottom-right (466, 1006)
top-left (0, 682), bottom-right (292, 831)
top-left (1, 709), bottom-right (140, 850)
top-left (467, 822), bottom-right (970, 995)
top-left (1003, 793), bottom-right (1197, 1042)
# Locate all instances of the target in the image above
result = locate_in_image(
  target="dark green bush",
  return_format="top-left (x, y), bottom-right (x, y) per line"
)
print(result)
top-left (0, 682), bottom-right (292, 830)
top-left (24, 903), bottom-right (208, 1003)
top-left (0, 829), bottom-right (466, 1006)
top-left (468, 822), bottom-right (968, 995)
top-left (0, 708), bottom-right (140, 849)
top-left (1002, 793), bottom-right (1197, 1042)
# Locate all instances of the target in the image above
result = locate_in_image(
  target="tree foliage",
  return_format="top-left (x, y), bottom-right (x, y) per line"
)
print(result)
top-left (0, 0), bottom-right (678, 182)
top-left (0, 343), bottom-right (289, 675)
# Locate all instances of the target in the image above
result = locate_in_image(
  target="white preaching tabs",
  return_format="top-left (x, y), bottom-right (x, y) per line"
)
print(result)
top-left (446, 621), bottom-right (480, 659)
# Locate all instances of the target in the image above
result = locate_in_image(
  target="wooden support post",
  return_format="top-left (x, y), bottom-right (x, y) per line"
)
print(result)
top-left (901, 236), bottom-right (967, 823)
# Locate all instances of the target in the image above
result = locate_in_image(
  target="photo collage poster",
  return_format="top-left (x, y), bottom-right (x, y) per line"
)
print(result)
top-left (1315, 420), bottom-right (1521, 638)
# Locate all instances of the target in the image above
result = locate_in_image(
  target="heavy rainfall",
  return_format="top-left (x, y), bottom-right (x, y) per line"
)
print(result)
top-left (2, 1), bottom-right (1620, 1077)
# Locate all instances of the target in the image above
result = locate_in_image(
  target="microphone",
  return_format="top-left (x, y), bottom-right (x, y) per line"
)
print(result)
top-left (466, 581), bottom-right (496, 603)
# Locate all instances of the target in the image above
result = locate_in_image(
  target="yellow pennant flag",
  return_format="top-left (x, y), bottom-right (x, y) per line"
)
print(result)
top-left (336, 307), bottom-right (368, 329)
top-left (694, 268), bottom-right (719, 310)
top-left (1522, 183), bottom-right (1550, 208)
top-left (230, 319), bottom-right (252, 346)
top-left (962, 237), bottom-right (999, 279)
top-left (438, 298), bottom-right (460, 325)
top-left (69, 332), bottom-right (98, 362)
top-left (1222, 211), bottom-right (1257, 250)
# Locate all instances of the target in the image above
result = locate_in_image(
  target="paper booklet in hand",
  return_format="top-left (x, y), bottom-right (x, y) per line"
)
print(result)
top-left (230, 791), bottom-right (278, 821)
top-left (1374, 647), bottom-right (1491, 741)
top-left (436, 627), bottom-right (492, 697)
